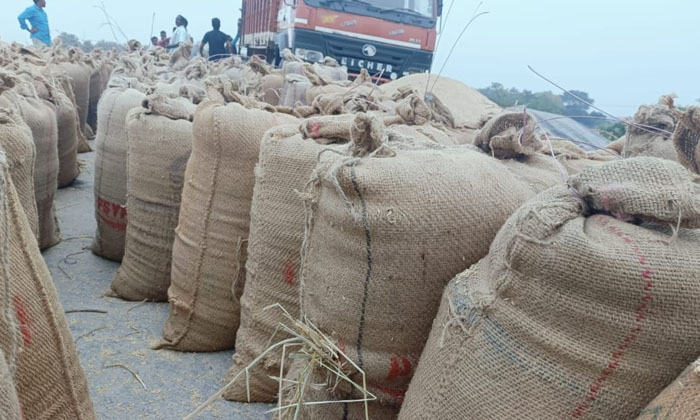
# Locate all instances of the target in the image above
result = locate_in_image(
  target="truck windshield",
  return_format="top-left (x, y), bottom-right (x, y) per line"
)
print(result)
top-left (373, 0), bottom-right (434, 18)
top-left (309, 0), bottom-right (436, 28)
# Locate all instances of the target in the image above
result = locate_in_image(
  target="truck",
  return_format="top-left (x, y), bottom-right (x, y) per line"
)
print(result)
top-left (240, 0), bottom-right (443, 82)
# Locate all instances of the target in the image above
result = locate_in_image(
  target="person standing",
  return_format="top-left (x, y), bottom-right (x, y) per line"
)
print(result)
top-left (199, 18), bottom-right (232, 61)
top-left (167, 15), bottom-right (189, 51)
top-left (17, 0), bottom-right (51, 48)
top-left (231, 18), bottom-right (242, 55)
top-left (157, 30), bottom-right (170, 48)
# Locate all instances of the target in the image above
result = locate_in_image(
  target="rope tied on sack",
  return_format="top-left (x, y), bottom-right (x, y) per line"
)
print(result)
top-left (394, 94), bottom-right (432, 126)
top-left (349, 113), bottom-right (391, 158)
top-left (474, 111), bottom-right (543, 159)
top-left (142, 94), bottom-right (193, 121)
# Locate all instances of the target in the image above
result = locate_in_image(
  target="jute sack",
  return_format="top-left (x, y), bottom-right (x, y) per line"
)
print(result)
top-left (0, 86), bottom-right (61, 250)
top-left (57, 61), bottom-right (91, 139)
top-left (224, 123), bottom-right (347, 403)
top-left (607, 136), bottom-right (626, 154)
top-left (672, 105), bottom-right (700, 174)
top-left (110, 95), bottom-right (195, 302)
top-left (0, 153), bottom-right (95, 420)
top-left (280, 74), bottom-right (311, 107)
top-left (260, 73), bottom-right (284, 106)
top-left (50, 71), bottom-right (92, 153)
top-left (544, 137), bottom-right (619, 175)
top-left (86, 61), bottom-right (103, 133)
top-left (225, 115), bottom-right (460, 403)
top-left (624, 95), bottom-right (677, 161)
top-left (48, 83), bottom-right (80, 188)
top-left (156, 99), bottom-right (296, 352)
top-left (380, 74), bottom-right (502, 130)
top-left (15, 72), bottom-right (79, 187)
top-left (169, 42), bottom-right (193, 71)
top-left (0, 108), bottom-right (38, 239)
top-left (399, 157), bottom-right (700, 420)
top-left (92, 88), bottom-right (146, 261)
top-left (284, 114), bottom-right (561, 419)
top-left (0, 350), bottom-right (22, 420)
top-left (636, 359), bottom-right (700, 419)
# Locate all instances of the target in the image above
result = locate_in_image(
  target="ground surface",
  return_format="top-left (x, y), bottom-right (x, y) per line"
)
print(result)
top-left (42, 146), bottom-right (271, 420)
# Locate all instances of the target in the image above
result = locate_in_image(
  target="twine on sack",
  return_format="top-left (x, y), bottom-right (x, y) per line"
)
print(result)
top-left (297, 114), bottom-right (396, 317)
top-left (184, 305), bottom-right (376, 420)
top-left (0, 152), bottom-right (19, 377)
top-left (231, 237), bottom-right (248, 302)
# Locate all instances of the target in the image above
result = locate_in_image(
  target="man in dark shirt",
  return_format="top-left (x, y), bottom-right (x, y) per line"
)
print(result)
top-left (200, 18), bottom-right (232, 61)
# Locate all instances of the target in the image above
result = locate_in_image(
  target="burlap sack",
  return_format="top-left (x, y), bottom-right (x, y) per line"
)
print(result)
top-left (624, 95), bottom-right (677, 161)
top-left (0, 88), bottom-right (60, 250)
top-left (607, 136), bottom-right (626, 154)
top-left (86, 63), bottom-right (103, 133)
top-left (0, 108), bottom-right (37, 239)
top-left (157, 100), bottom-right (296, 352)
top-left (0, 154), bottom-right (95, 420)
top-left (110, 95), bottom-right (194, 302)
top-left (0, 350), bottom-right (21, 420)
top-left (544, 137), bottom-right (619, 175)
top-left (53, 73), bottom-right (92, 153)
top-left (13, 72), bottom-right (78, 188)
top-left (51, 86), bottom-right (80, 188)
top-left (169, 42), bottom-right (193, 71)
top-left (281, 74), bottom-right (311, 107)
top-left (673, 105), bottom-right (700, 174)
top-left (260, 73), bottom-right (284, 106)
top-left (93, 88), bottom-right (146, 261)
top-left (57, 62), bottom-right (91, 139)
top-left (636, 359), bottom-right (700, 419)
top-left (399, 158), bottom-right (700, 420)
top-left (282, 114), bottom-right (561, 419)
top-left (226, 116), bottom-right (461, 403)
top-left (223, 124), bottom-right (343, 402)
top-left (474, 111), bottom-right (543, 158)
top-left (381, 74), bottom-right (502, 130)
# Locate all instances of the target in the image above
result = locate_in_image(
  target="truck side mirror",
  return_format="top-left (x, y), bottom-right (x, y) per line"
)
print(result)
top-left (437, 0), bottom-right (443, 16)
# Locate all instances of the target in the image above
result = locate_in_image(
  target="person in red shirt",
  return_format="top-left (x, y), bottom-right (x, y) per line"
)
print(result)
top-left (156, 30), bottom-right (170, 48)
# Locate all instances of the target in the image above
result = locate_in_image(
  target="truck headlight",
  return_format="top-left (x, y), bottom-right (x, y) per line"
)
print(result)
top-left (295, 48), bottom-right (324, 63)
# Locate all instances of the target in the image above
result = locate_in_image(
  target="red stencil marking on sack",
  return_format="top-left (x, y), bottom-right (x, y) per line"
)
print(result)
top-left (283, 257), bottom-right (296, 286)
top-left (13, 296), bottom-right (32, 346)
top-left (571, 216), bottom-right (654, 418)
top-left (387, 356), bottom-right (412, 381)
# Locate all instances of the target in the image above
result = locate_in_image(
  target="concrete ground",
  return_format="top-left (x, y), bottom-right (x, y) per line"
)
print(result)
top-left (42, 146), bottom-right (271, 420)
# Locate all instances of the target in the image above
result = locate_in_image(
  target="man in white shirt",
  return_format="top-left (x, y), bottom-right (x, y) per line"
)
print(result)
top-left (167, 15), bottom-right (189, 51)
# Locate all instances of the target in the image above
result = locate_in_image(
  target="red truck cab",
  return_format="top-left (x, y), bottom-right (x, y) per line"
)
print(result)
top-left (241, 0), bottom-right (442, 81)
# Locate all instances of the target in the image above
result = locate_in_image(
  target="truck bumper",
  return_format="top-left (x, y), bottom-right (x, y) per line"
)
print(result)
top-left (278, 28), bottom-right (433, 79)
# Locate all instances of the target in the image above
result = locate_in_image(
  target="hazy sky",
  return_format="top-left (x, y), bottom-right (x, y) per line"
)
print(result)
top-left (3, 0), bottom-right (696, 116)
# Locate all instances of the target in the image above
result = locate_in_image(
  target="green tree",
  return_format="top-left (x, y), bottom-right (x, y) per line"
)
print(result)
top-left (562, 90), bottom-right (592, 117)
top-left (56, 32), bottom-right (82, 48)
top-left (478, 83), bottom-right (563, 114)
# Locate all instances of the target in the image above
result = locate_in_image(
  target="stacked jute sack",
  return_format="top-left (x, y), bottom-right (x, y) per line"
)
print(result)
top-left (0, 136), bottom-right (95, 418)
top-left (0, 65), bottom-right (60, 249)
top-left (91, 40), bottom-right (283, 263)
top-left (399, 158), bottom-right (700, 420)
top-left (0, 40), bottom-right (113, 250)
